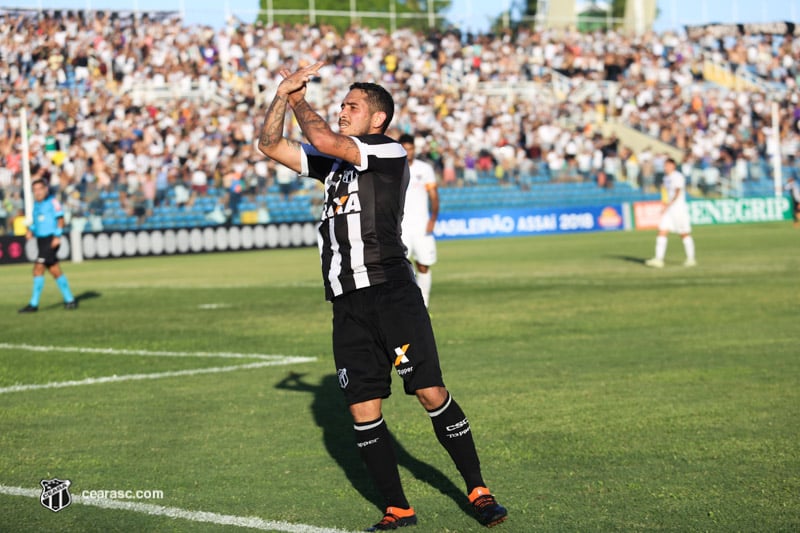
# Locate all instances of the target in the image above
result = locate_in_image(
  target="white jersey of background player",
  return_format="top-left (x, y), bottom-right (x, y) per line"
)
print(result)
top-left (646, 157), bottom-right (696, 268)
top-left (400, 134), bottom-right (439, 307)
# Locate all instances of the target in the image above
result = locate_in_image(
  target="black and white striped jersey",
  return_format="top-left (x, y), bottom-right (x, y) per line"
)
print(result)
top-left (300, 134), bottom-right (415, 301)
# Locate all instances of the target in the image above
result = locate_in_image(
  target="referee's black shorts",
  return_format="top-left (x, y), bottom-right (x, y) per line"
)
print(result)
top-left (35, 237), bottom-right (60, 266)
top-left (332, 279), bottom-right (445, 405)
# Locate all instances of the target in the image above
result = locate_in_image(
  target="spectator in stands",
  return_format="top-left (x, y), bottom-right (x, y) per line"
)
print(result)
top-left (154, 164), bottom-right (170, 207)
top-left (130, 184), bottom-right (149, 226)
top-left (190, 162), bottom-right (209, 196)
top-left (12, 207), bottom-right (28, 236)
top-left (440, 148), bottom-right (457, 186)
top-left (0, 190), bottom-right (11, 234)
top-left (172, 169), bottom-right (192, 209)
top-left (462, 150), bottom-right (478, 184)
top-left (476, 149), bottom-right (495, 179)
top-left (274, 164), bottom-right (297, 200)
top-left (638, 147), bottom-right (655, 191)
top-left (226, 167), bottom-right (245, 223)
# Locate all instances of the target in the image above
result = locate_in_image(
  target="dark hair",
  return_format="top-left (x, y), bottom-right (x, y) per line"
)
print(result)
top-left (665, 157), bottom-right (677, 166)
top-left (32, 178), bottom-right (48, 188)
top-left (349, 82), bottom-right (394, 133)
top-left (398, 133), bottom-right (415, 145)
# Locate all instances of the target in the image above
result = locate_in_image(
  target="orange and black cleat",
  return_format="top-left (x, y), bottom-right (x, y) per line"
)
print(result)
top-left (365, 506), bottom-right (417, 531)
top-left (469, 487), bottom-right (508, 528)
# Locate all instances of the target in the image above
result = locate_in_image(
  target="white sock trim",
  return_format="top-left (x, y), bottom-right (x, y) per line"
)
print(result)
top-left (427, 394), bottom-right (452, 418)
top-left (354, 417), bottom-right (384, 431)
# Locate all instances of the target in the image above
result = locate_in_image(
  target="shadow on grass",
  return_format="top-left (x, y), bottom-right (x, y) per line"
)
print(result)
top-left (44, 290), bottom-right (102, 310)
top-left (275, 372), bottom-right (468, 514)
top-left (608, 254), bottom-right (647, 265)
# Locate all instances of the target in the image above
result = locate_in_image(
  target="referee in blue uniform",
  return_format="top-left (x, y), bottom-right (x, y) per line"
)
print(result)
top-left (18, 179), bottom-right (77, 313)
top-left (257, 63), bottom-right (506, 531)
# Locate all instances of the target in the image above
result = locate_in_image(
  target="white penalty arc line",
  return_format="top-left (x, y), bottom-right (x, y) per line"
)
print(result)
top-left (0, 485), bottom-right (355, 533)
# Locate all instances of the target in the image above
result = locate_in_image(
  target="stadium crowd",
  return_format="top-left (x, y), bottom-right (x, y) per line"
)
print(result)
top-left (1, 8), bottom-right (799, 234)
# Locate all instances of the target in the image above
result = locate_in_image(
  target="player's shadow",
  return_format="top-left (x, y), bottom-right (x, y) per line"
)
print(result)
top-left (74, 290), bottom-right (101, 303)
top-left (44, 290), bottom-right (102, 310)
top-left (608, 254), bottom-right (647, 265)
top-left (275, 372), bottom-right (468, 513)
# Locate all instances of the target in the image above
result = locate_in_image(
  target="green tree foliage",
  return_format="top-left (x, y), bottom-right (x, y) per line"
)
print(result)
top-left (522, 0), bottom-right (538, 18)
top-left (257, 0), bottom-right (453, 33)
top-left (506, 0), bottom-right (628, 31)
top-left (487, 0), bottom-right (537, 34)
top-left (612, 0), bottom-right (627, 22)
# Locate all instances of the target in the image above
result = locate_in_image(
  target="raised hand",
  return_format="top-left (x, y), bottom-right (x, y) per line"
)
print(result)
top-left (277, 62), bottom-right (324, 105)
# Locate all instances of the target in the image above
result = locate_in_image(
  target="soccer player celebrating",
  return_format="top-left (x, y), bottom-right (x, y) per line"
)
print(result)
top-left (257, 62), bottom-right (507, 530)
top-left (645, 158), bottom-right (697, 268)
top-left (398, 133), bottom-right (439, 309)
top-left (18, 178), bottom-right (78, 313)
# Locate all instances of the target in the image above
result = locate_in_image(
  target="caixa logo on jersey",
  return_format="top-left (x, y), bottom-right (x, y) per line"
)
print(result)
top-left (322, 193), bottom-right (362, 220)
top-left (40, 478), bottom-right (72, 512)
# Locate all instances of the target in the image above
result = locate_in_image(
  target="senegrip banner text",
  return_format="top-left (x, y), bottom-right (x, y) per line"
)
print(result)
top-left (632, 196), bottom-right (791, 229)
top-left (689, 196), bottom-right (791, 225)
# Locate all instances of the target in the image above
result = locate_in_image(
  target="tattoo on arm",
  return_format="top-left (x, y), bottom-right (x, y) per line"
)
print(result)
top-left (259, 94), bottom-right (289, 147)
top-left (292, 100), bottom-right (360, 162)
top-left (281, 138), bottom-right (302, 152)
top-left (291, 100), bottom-right (331, 139)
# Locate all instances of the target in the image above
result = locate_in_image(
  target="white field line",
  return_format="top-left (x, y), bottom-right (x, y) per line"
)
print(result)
top-left (0, 484), bottom-right (355, 533)
top-left (0, 343), bottom-right (316, 395)
top-left (0, 343), bottom-right (303, 361)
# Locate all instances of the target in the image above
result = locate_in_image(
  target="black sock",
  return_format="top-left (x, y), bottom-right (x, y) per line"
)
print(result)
top-left (354, 417), bottom-right (410, 509)
top-left (428, 393), bottom-right (486, 493)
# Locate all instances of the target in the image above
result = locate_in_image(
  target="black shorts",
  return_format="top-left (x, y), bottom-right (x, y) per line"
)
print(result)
top-left (36, 237), bottom-right (59, 266)
top-left (332, 279), bottom-right (445, 405)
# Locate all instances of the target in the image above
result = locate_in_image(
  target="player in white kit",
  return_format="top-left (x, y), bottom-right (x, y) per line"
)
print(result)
top-left (645, 158), bottom-right (696, 268)
top-left (399, 134), bottom-right (439, 307)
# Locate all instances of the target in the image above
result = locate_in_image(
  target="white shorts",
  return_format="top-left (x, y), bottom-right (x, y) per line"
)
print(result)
top-left (658, 206), bottom-right (692, 234)
top-left (402, 231), bottom-right (437, 266)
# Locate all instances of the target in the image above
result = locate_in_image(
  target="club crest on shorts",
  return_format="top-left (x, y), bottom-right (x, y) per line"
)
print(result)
top-left (40, 478), bottom-right (72, 512)
top-left (337, 368), bottom-right (349, 389)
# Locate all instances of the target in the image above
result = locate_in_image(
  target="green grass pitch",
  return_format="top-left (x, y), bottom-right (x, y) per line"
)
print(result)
top-left (1, 222), bottom-right (798, 532)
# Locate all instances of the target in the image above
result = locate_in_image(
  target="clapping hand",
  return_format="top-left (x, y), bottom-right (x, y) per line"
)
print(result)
top-left (277, 62), bottom-right (324, 106)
